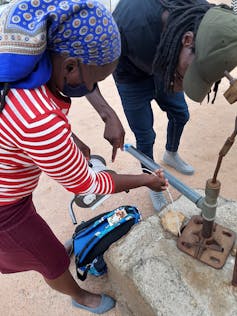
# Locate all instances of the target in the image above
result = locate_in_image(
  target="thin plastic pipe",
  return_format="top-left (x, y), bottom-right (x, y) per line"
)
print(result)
top-left (124, 144), bottom-right (203, 208)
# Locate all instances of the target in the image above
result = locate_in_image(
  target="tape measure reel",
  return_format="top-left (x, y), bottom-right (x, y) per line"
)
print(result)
top-left (69, 155), bottom-right (111, 224)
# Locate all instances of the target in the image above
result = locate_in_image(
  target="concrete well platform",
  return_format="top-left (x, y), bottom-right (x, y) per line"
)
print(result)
top-left (105, 191), bottom-right (237, 316)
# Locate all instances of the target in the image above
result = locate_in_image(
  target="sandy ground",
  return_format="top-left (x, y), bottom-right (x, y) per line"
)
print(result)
top-left (1, 1), bottom-right (237, 315)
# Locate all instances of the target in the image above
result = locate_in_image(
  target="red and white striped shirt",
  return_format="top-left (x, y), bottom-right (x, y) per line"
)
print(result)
top-left (0, 85), bottom-right (115, 206)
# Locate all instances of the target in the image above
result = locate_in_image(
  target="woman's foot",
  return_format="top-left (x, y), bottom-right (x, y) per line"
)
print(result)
top-left (72, 293), bottom-right (116, 314)
top-left (45, 269), bottom-right (114, 314)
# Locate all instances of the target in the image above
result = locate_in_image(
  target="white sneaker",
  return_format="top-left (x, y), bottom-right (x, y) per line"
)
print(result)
top-left (149, 190), bottom-right (167, 212)
top-left (163, 150), bottom-right (194, 175)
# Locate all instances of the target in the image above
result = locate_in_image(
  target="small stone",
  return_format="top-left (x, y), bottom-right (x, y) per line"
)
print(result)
top-left (190, 299), bottom-right (198, 308)
top-left (161, 210), bottom-right (186, 236)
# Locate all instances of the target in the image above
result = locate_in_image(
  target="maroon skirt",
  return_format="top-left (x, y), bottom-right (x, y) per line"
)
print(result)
top-left (0, 195), bottom-right (70, 279)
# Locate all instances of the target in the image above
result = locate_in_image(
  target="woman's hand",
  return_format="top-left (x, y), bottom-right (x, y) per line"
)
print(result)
top-left (147, 169), bottom-right (168, 192)
top-left (110, 169), bottom-right (168, 193)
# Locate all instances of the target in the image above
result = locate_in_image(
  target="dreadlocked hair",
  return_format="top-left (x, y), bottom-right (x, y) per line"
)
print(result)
top-left (153, 0), bottom-right (215, 92)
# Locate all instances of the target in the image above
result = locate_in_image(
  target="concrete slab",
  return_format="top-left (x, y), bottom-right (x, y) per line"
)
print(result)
top-left (105, 192), bottom-right (237, 316)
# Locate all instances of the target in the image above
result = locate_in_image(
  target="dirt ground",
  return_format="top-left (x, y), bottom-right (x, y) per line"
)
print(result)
top-left (1, 1), bottom-right (237, 315)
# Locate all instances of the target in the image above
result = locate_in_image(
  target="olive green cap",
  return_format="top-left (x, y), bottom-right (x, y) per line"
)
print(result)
top-left (183, 7), bottom-right (237, 102)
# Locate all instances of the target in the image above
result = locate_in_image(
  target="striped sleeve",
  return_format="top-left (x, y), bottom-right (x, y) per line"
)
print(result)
top-left (0, 88), bottom-right (115, 198)
top-left (20, 112), bottom-right (115, 195)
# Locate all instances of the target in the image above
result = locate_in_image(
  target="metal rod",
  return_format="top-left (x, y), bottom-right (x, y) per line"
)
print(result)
top-left (212, 156), bottom-right (223, 184)
top-left (124, 144), bottom-right (203, 208)
top-left (202, 220), bottom-right (214, 239)
top-left (201, 179), bottom-right (221, 238)
top-left (212, 117), bottom-right (237, 183)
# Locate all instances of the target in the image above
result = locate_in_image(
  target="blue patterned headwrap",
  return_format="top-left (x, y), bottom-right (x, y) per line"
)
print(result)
top-left (0, 0), bottom-right (121, 88)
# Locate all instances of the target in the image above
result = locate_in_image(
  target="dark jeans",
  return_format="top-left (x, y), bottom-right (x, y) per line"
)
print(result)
top-left (115, 77), bottom-right (189, 160)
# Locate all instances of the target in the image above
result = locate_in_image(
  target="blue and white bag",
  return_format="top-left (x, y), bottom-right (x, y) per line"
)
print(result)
top-left (72, 205), bottom-right (141, 280)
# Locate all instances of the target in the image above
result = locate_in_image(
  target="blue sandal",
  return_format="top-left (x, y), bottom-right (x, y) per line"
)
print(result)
top-left (72, 294), bottom-right (116, 314)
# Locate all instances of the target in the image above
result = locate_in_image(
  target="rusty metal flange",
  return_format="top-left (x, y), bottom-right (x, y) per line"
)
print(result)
top-left (177, 215), bottom-right (236, 269)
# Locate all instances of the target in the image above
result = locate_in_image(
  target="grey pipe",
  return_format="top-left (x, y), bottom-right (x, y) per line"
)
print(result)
top-left (124, 144), bottom-right (204, 208)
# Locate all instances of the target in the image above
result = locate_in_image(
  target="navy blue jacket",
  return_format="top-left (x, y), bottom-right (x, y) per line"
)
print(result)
top-left (113, 0), bottom-right (163, 83)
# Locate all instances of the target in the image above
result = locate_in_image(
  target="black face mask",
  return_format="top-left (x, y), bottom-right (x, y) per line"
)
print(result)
top-left (62, 79), bottom-right (93, 97)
